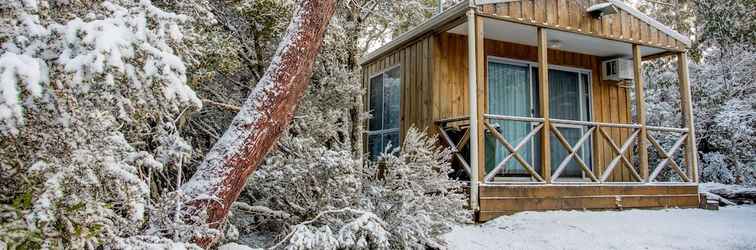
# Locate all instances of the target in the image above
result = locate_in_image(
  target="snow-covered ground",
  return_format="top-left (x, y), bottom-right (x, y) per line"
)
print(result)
top-left (444, 206), bottom-right (756, 250)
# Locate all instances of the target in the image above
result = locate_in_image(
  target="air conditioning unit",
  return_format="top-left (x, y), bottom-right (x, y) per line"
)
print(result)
top-left (601, 58), bottom-right (634, 81)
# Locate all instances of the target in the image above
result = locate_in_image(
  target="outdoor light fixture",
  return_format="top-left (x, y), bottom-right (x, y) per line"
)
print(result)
top-left (587, 2), bottom-right (618, 18)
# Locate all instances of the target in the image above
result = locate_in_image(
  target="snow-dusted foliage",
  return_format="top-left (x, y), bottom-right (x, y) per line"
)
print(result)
top-left (0, 0), bottom-right (200, 135)
top-left (0, 0), bottom-right (205, 248)
top-left (282, 208), bottom-right (391, 250)
top-left (360, 128), bottom-right (469, 249)
top-left (688, 44), bottom-right (755, 185)
top-left (637, 0), bottom-right (756, 185)
top-left (237, 129), bottom-right (469, 249)
top-left (108, 235), bottom-right (202, 250)
top-left (701, 152), bottom-right (735, 184)
top-left (642, 44), bottom-right (756, 185)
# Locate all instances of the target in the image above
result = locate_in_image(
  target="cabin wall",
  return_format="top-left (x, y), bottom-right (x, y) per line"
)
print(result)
top-left (433, 33), bottom-right (634, 182)
top-left (478, 0), bottom-right (686, 51)
top-left (362, 31), bottom-right (636, 181)
top-left (362, 35), bottom-right (435, 143)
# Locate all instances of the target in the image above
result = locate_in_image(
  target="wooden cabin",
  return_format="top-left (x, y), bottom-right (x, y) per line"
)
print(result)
top-left (360, 0), bottom-right (700, 221)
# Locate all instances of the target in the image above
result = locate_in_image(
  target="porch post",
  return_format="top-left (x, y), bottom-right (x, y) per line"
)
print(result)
top-left (677, 52), bottom-right (699, 182)
top-left (466, 7), bottom-right (480, 211)
top-left (632, 44), bottom-right (650, 181)
top-left (537, 27), bottom-right (551, 183)
top-left (475, 15), bottom-right (486, 183)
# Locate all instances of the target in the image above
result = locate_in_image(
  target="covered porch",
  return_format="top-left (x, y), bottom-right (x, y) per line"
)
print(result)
top-left (433, 1), bottom-right (700, 220)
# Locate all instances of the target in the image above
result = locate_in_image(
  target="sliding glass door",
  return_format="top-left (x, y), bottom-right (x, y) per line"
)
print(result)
top-left (542, 70), bottom-right (592, 178)
top-left (486, 61), bottom-right (533, 175)
top-left (486, 58), bottom-right (592, 179)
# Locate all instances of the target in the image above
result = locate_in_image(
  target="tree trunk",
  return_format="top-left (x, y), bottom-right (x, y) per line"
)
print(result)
top-left (180, 0), bottom-right (336, 246)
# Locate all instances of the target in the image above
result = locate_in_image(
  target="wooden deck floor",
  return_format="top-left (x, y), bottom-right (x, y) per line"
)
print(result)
top-left (478, 184), bottom-right (700, 221)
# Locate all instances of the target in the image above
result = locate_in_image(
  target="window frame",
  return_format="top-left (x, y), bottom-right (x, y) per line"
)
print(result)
top-left (367, 64), bottom-right (402, 156)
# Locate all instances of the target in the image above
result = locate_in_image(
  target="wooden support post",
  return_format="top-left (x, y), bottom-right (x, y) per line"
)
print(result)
top-left (632, 44), bottom-right (650, 181)
top-left (466, 8), bottom-right (480, 211)
top-left (537, 27), bottom-right (551, 183)
top-left (677, 52), bottom-right (699, 182)
top-left (475, 15), bottom-right (486, 183)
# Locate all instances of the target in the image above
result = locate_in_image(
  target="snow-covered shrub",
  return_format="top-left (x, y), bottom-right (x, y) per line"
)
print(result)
top-left (239, 128), bottom-right (469, 249)
top-left (701, 152), bottom-right (736, 184)
top-left (283, 208), bottom-right (391, 250)
top-left (1, 0), bottom-right (201, 135)
top-left (142, 190), bottom-right (221, 243)
top-left (0, 0), bottom-right (205, 247)
top-left (242, 136), bottom-right (363, 232)
top-left (108, 235), bottom-right (202, 250)
top-left (689, 45), bottom-right (756, 185)
top-left (362, 128), bottom-right (468, 249)
top-left (0, 109), bottom-right (185, 248)
top-left (642, 43), bottom-right (756, 185)
top-left (635, 0), bottom-right (756, 186)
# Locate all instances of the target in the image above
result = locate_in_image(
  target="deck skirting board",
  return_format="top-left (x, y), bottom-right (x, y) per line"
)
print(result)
top-left (477, 185), bottom-right (700, 221)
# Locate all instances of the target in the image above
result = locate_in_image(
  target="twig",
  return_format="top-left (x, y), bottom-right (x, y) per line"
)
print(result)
top-left (232, 202), bottom-right (291, 219)
top-left (201, 98), bottom-right (241, 111)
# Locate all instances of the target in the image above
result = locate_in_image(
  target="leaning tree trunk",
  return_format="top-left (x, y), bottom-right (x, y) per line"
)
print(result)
top-left (180, 0), bottom-right (336, 246)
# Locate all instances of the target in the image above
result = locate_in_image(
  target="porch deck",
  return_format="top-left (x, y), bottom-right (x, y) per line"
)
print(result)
top-left (437, 116), bottom-right (700, 221)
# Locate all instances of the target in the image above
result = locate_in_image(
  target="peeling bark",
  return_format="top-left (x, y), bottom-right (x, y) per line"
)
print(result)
top-left (180, 0), bottom-right (336, 246)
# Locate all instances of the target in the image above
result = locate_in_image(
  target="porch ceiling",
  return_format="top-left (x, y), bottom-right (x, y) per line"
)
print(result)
top-left (448, 17), bottom-right (668, 58)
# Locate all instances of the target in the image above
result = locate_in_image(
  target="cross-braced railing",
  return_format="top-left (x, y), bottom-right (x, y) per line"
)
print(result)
top-left (435, 115), bottom-right (695, 184)
top-left (436, 116), bottom-right (473, 178)
top-left (646, 126), bottom-right (692, 182)
top-left (483, 115), bottom-right (545, 182)
top-left (548, 118), bottom-right (644, 183)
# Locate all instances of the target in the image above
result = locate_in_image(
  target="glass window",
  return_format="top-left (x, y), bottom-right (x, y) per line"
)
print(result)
top-left (369, 75), bottom-right (383, 131)
top-left (490, 62), bottom-right (592, 179)
top-left (367, 66), bottom-right (401, 160)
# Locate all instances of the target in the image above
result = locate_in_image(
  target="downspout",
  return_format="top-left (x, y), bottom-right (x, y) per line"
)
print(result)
top-left (466, 0), bottom-right (480, 212)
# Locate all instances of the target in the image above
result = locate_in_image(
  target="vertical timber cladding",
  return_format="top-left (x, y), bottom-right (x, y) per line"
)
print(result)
top-left (433, 33), bottom-right (635, 182)
top-left (478, 0), bottom-right (686, 51)
top-left (361, 35), bottom-right (436, 143)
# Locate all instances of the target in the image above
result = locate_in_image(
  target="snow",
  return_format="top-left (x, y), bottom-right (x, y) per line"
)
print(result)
top-left (700, 182), bottom-right (756, 194)
top-left (1, 0), bottom-right (202, 136)
top-left (217, 242), bottom-right (261, 250)
top-left (700, 182), bottom-right (756, 206)
top-left (0, 51), bottom-right (45, 134)
top-left (444, 207), bottom-right (756, 250)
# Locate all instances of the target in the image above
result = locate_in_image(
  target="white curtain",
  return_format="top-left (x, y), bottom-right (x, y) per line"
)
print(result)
top-left (486, 62), bottom-right (532, 175)
top-left (486, 62), bottom-right (592, 178)
top-left (549, 69), bottom-right (582, 177)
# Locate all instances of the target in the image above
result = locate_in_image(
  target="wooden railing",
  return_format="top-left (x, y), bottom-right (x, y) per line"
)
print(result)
top-left (483, 115), bottom-right (546, 182)
top-left (436, 116), bottom-right (473, 177)
top-left (436, 115), bottom-right (694, 184)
